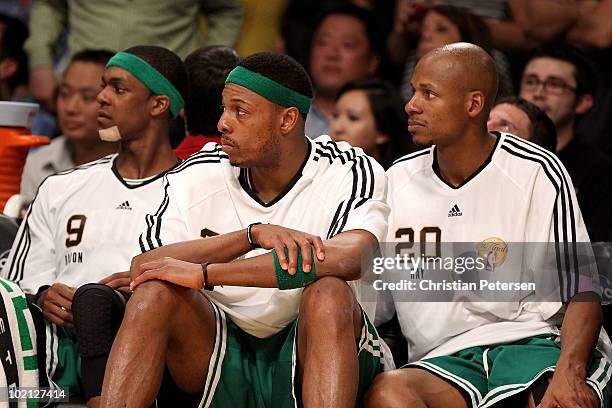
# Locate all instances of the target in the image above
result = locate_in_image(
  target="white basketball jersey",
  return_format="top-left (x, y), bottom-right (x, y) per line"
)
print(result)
top-left (139, 136), bottom-right (389, 338)
top-left (386, 132), bottom-right (594, 361)
top-left (2, 155), bottom-right (173, 293)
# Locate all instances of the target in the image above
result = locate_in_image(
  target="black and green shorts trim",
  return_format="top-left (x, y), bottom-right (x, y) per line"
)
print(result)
top-left (199, 301), bottom-right (384, 408)
top-left (406, 335), bottom-right (612, 408)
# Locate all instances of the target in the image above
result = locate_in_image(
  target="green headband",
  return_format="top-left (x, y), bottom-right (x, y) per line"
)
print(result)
top-left (106, 52), bottom-right (185, 118)
top-left (225, 66), bottom-right (311, 114)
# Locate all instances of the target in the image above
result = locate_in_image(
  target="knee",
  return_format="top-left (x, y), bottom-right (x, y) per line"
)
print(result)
top-left (124, 280), bottom-right (179, 318)
top-left (73, 283), bottom-right (123, 314)
top-left (300, 276), bottom-right (356, 327)
top-left (72, 283), bottom-right (125, 331)
top-left (73, 283), bottom-right (126, 347)
top-left (365, 371), bottom-right (423, 408)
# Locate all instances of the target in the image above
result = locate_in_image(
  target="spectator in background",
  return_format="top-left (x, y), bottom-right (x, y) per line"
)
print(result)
top-left (19, 50), bottom-right (117, 201)
top-left (174, 46), bottom-right (240, 160)
top-left (520, 45), bottom-right (612, 241)
top-left (26, 0), bottom-right (243, 113)
top-left (235, 0), bottom-right (287, 56)
top-left (0, 12), bottom-right (56, 136)
top-left (0, 13), bottom-right (27, 102)
top-left (305, 4), bottom-right (382, 138)
top-left (0, 0), bottom-right (31, 23)
top-left (3, 45), bottom-right (187, 405)
top-left (396, 5), bottom-right (513, 102)
top-left (330, 78), bottom-right (416, 169)
top-left (488, 96), bottom-right (557, 152)
top-left (565, 0), bottom-right (612, 50)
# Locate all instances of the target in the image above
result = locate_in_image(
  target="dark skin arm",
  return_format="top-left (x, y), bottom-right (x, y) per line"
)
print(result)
top-left (130, 230), bottom-right (377, 290)
top-left (566, 0), bottom-right (612, 49)
top-left (129, 224), bottom-right (326, 282)
top-left (540, 293), bottom-right (601, 408)
top-left (522, 0), bottom-right (598, 43)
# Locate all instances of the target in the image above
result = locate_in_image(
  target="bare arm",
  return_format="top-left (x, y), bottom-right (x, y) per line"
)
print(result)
top-left (131, 229), bottom-right (249, 271)
top-left (485, 18), bottom-right (539, 52)
top-left (521, 0), bottom-right (598, 43)
top-left (566, 0), bottom-right (612, 49)
top-left (130, 224), bottom-right (326, 281)
top-left (386, 0), bottom-right (422, 64)
top-left (540, 294), bottom-right (601, 407)
top-left (131, 229), bottom-right (378, 290)
top-left (207, 229), bottom-right (377, 286)
top-left (25, 0), bottom-right (67, 111)
top-left (129, 229), bottom-right (251, 280)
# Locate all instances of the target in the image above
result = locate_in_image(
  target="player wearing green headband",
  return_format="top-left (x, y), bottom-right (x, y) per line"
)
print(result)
top-left (2, 45), bottom-right (186, 405)
top-left (101, 52), bottom-right (391, 407)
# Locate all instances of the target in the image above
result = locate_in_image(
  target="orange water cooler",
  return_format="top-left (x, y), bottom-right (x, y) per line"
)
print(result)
top-left (0, 101), bottom-right (50, 213)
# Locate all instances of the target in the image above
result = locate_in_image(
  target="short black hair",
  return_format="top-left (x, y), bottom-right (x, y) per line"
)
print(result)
top-left (311, 3), bottom-right (384, 57)
top-left (70, 49), bottom-right (115, 67)
top-left (0, 13), bottom-right (28, 92)
top-left (184, 46), bottom-right (240, 136)
top-left (238, 52), bottom-right (314, 118)
top-left (495, 96), bottom-right (557, 152)
top-left (527, 44), bottom-right (597, 97)
top-left (124, 45), bottom-right (188, 111)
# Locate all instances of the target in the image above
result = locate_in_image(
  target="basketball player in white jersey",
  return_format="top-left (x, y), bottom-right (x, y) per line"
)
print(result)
top-left (2, 45), bottom-right (186, 405)
top-left (99, 52), bottom-right (390, 408)
top-left (367, 43), bottom-right (610, 408)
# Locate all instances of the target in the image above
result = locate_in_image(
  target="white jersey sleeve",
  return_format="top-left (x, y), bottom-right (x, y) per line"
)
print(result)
top-left (137, 176), bottom-right (192, 253)
top-left (320, 148), bottom-right (389, 321)
top-left (137, 145), bottom-right (226, 253)
top-left (326, 154), bottom-right (389, 242)
top-left (2, 182), bottom-right (57, 294)
top-left (525, 145), bottom-right (595, 317)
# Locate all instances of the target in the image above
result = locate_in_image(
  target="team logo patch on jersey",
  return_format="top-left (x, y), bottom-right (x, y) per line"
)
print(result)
top-left (115, 200), bottom-right (132, 210)
top-left (447, 204), bottom-right (462, 217)
top-left (476, 237), bottom-right (508, 271)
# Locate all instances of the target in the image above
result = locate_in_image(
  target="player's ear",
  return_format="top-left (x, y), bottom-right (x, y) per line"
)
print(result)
top-left (279, 106), bottom-right (300, 134)
top-left (150, 95), bottom-right (171, 118)
top-left (466, 91), bottom-right (485, 119)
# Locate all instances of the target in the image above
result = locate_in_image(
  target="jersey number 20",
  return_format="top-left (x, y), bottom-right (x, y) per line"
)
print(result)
top-left (395, 227), bottom-right (441, 258)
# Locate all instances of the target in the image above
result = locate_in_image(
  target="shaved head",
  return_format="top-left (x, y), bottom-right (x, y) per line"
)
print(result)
top-left (419, 42), bottom-right (498, 115)
top-left (406, 42), bottom-right (500, 146)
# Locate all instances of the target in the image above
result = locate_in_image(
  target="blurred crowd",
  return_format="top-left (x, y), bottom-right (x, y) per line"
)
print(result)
top-left (0, 0), bottom-right (611, 239)
top-left (0, 1), bottom-right (610, 401)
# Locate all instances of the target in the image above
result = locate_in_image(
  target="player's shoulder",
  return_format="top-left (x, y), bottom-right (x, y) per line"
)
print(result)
top-left (42, 154), bottom-right (115, 186)
top-left (311, 135), bottom-right (385, 177)
top-left (165, 142), bottom-right (228, 180)
top-left (29, 154), bottom-right (115, 207)
top-left (496, 132), bottom-right (568, 181)
top-left (387, 147), bottom-right (432, 179)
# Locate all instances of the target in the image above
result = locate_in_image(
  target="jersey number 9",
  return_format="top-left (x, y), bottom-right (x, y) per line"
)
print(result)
top-left (65, 215), bottom-right (87, 248)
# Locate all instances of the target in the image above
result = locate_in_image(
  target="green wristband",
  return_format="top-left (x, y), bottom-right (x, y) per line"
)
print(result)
top-left (273, 247), bottom-right (317, 290)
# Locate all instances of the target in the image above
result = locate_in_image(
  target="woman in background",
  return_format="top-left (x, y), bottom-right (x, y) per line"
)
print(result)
top-left (330, 78), bottom-right (416, 169)
top-left (399, 4), bottom-right (513, 100)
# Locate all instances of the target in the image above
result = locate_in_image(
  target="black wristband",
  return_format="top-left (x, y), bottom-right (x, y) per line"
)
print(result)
top-left (201, 262), bottom-right (214, 291)
top-left (247, 222), bottom-right (262, 249)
